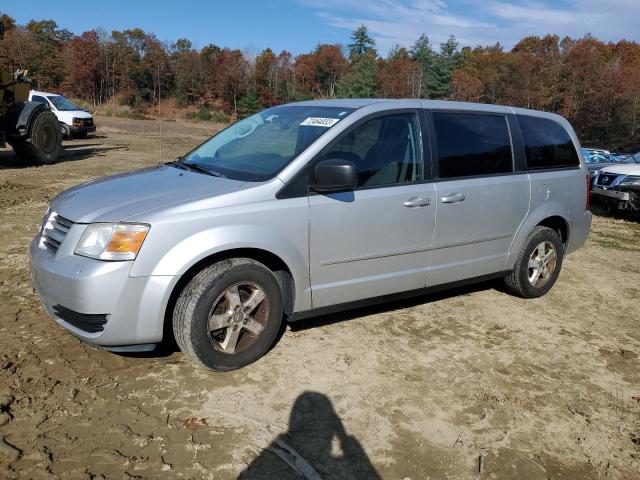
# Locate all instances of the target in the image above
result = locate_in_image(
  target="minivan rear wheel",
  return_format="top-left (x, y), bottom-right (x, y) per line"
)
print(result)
top-left (173, 258), bottom-right (283, 371)
top-left (504, 226), bottom-right (564, 298)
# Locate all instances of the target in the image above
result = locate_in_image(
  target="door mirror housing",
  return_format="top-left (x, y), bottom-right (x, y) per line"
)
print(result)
top-left (311, 159), bottom-right (358, 192)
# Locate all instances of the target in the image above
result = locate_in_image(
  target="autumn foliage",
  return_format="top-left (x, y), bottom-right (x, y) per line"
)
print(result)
top-left (1, 14), bottom-right (639, 148)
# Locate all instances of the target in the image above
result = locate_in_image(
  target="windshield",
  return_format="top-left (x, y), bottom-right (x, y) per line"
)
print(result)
top-left (182, 105), bottom-right (354, 181)
top-left (47, 95), bottom-right (79, 111)
top-left (583, 149), bottom-right (620, 164)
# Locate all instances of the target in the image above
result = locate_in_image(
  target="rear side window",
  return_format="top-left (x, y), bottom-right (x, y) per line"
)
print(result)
top-left (432, 112), bottom-right (513, 178)
top-left (518, 115), bottom-right (579, 169)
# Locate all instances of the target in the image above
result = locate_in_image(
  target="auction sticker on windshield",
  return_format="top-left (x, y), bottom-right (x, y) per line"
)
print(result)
top-left (300, 117), bottom-right (340, 127)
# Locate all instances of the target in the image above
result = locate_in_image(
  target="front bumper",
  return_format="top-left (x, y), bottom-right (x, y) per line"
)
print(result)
top-left (592, 186), bottom-right (640, 211)
top-left (591, 187), bottom-right (631, 201)
top-left (68, 124), bottom-right (96, 134)
top-left (29, 230), bottom-right (175, 349)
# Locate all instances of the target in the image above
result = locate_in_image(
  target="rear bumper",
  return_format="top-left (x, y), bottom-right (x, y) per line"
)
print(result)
top-left (567, 210), bottom-right (592, 255)
top-left (29, 234), bottom-right (175, 349)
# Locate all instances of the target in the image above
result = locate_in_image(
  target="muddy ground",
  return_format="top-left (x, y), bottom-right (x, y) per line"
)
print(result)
top-left (0, 116), bottom-right (639, 479)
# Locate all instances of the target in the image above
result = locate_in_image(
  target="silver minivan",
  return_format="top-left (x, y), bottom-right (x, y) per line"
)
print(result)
top-left (30, 99), bottom-right (592, 371)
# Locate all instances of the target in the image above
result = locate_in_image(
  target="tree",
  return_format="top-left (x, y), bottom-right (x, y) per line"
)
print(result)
top-left (425, 35), bottom-right (462, 99)
top-left (171, 38), bottom-right (202, 106)
top-left (348, 25), bottom-right (376, 59)
top-left (410, 33), bottom-right (435, 97)
top-left (378, 47), bottom-right (422, 98)
top-left (337, 50), bottom-right (378, 98)
top-left (254, 48), bottom-right (278, 107)
top-left (24, 19), bottom-right (71, 89)
top-left (236, 88), bottom-right (260, 118)
top-left (62, 30), bottom-right (101, 103)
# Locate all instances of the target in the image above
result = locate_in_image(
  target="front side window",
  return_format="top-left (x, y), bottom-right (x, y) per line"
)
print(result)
top-left (433, 112), bottom-right (513, 178)
top-left (320, 113), bottom-right (422, 187)
top-left (31, 95), bottom-right (48, 105)
top-left (518, 115), bottom-right (579, 169)
top-left (183, 105), bottom-right (354, 181)
top-left (47, 95), bottom-right (78, 111)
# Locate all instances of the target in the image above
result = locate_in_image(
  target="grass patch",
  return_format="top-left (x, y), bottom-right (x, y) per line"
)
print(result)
top-left (589, 219), bottom-right (640, 251)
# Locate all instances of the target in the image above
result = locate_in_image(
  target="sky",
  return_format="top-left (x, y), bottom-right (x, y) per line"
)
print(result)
top-left (3, 0), bottom-right (639, 55)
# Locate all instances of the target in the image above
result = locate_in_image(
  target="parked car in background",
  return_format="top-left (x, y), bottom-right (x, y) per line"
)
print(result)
top-left (28, 91), bottom-right (95, 139)
top-left (583, 148), bottom-right (634, 188)
top-left (610, 152), bottom-right (632, 162)
top-left (592, 163), bottom-right (640, 212)
top-left (30, 99), bottom-right (591, 371)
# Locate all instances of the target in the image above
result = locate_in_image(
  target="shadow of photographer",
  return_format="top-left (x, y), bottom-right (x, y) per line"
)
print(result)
top-left (239, 391), bottom-right (381, 480)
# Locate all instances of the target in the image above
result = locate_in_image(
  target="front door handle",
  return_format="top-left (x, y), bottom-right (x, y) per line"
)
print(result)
top-left (440, 193), bottom-right (466, 204)
top-left (404, 197), bottom-right (431, 208)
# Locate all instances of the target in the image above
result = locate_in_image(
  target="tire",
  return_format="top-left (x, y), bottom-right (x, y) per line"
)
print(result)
top-left (13, 110), bottom-right (62, 165)
top-left (504, 226), bottom-right (564, 299)
top-left (75, 131), bottom-right (88, 139)
top-left (173, 258), bottom-right (284, 371)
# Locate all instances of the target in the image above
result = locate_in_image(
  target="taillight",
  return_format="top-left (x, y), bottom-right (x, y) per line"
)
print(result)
top-left (585, 174), bottom-right (590, 210)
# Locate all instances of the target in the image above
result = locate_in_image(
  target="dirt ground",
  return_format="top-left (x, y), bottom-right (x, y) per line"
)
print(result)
top-left (0, 115), bottom-right (639, 479)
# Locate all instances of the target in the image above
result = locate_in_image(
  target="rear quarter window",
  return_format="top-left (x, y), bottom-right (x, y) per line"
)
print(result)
top-left (518, 115), bottom-right (579, 169)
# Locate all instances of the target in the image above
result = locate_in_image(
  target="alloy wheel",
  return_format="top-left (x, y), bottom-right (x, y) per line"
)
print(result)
top-left (207, 282), bottom-right (269, 354)
top-left (527, 241), bottom-right (557, 288)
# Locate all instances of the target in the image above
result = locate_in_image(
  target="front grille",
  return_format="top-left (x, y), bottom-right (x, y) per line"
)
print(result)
top-left (596, 173), bottom-right (620, 187)
top-left (42, 213), bottom-right (74, 251)
top-left (52, 304), bottom-right (108, 333)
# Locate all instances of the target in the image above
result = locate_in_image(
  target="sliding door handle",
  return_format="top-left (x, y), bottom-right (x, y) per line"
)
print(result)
top-left (404, 197), bottom-right (431, 208)
top-left (440, 193), bottom-right (466, 204)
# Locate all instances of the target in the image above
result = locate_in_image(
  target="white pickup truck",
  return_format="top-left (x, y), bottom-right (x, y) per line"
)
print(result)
top-left (592, 163), bottom-right (640, 212)
top-left (28, 91), bottom-right (95, 139)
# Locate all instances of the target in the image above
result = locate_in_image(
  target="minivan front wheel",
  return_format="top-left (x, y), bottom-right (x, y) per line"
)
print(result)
top-left (504, 226), bottom-right (564, 298)
top-left (173, 258), bottom-right (283, 371)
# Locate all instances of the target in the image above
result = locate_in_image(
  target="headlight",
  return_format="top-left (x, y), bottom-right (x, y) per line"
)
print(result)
top-left (75, 223), bottom-right (149, 261)
top-left (619, 175), bottom-right (640, 187)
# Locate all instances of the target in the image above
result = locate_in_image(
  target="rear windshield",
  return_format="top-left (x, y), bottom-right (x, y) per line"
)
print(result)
top-left (182, 105), bottom-right (354, 181)
top-left (518, 115), bottom-right (579, 170)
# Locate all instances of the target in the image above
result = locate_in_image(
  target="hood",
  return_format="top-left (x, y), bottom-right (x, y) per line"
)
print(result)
top-left (597, 163), bottom-right (640, 175)
top-left (52, 165), bottom-right (253, 223)
top-left (67, 110), bottom-right (93, 119)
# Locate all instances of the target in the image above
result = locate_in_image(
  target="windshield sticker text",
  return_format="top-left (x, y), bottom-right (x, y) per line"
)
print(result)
top-left (300, 117), bottom-right (340, 127)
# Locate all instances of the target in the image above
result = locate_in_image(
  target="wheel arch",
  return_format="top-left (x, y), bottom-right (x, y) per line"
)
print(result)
top-left (161, 247), bottom-right (297, 345)
top-left (537, 215), bottom-right (569, 248)
top-left (5, 101), bottom-right (49, 137)
top-left (505, 206), bottom-right (571, 270)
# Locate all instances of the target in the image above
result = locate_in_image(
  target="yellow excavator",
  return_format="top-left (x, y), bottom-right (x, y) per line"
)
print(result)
top-left (0, 21), bottom-right (62, 164)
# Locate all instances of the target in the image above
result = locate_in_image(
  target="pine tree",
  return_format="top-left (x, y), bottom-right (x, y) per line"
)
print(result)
top-left (425, 35), bottom-right (462, 99)
top-left (236, 88), bottom-right (260, 118)
top-left (347, 25), bottom-right (376, 59)
top-left (410, 34), bottom-right (435, 97)
top-left (336, 51), bottom-right (378, 98)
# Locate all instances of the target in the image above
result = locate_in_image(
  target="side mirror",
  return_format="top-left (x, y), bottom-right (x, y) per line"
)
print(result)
top-left (311, 159), bottom-right (358, 192)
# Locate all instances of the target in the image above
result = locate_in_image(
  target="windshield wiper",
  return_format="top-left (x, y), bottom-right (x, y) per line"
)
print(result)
top-left (165, 159), bottom-right (226, 178)
top-left (165, 159), bottom-right (190, 171)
